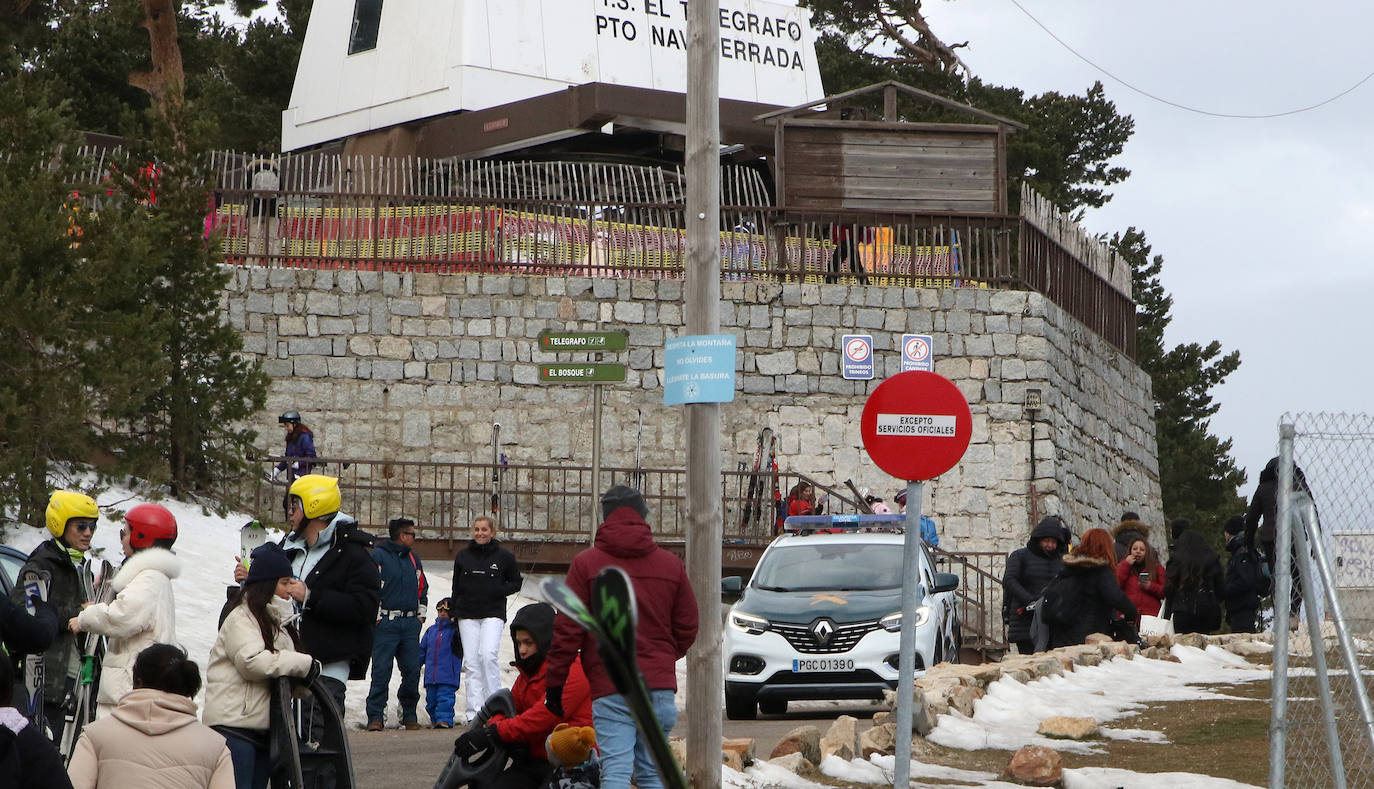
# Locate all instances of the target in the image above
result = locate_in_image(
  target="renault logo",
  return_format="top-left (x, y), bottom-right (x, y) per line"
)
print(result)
top-left (811, 618), bottom-right (835, 645)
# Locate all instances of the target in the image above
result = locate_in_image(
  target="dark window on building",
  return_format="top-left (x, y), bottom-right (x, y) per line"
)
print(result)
top-left (348, 0), bottom-right (383, 54)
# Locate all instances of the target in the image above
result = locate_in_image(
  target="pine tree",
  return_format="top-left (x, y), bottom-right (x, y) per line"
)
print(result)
top-left (1114, 228), bottom-right (1246, 547)
top-left (0, 70), bottom-right (115, 525)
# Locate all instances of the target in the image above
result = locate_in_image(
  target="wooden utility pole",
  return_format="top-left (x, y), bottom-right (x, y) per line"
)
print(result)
top-left (684, 0), bottom-right (723, 786)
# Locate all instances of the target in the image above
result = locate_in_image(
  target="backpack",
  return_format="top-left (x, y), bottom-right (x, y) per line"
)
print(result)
top-left (1039, 573), bottom-right (1084, 627)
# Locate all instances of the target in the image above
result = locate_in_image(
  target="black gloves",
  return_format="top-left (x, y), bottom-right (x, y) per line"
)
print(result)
top-left (294, 659), bottom-right (322, 687)
top-left (544, 684), bottom-right (565, 718)
top-left (454, 725), bottom-right (498, 757)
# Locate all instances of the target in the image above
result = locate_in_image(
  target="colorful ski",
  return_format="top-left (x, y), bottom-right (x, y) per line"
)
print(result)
top-left (59, 558), bottom-right (114, 763)
top-left (540, 568), bottom-right (687, 789)
top-left (19, 570), bottom-right (51, 731)
top-left (490, 423), bottom-right (502, 527)
top-left (738, 428), bottom-right (771, 533)
top-left (241, 520), bottom-right (269, 562)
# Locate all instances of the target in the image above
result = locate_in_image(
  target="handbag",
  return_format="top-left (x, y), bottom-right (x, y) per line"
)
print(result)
top-left (1139, 613), bottom-right (1175, 638)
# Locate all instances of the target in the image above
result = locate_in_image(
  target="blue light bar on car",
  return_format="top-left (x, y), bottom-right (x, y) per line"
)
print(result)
top-left (782, 514), bottom-right (908, 531)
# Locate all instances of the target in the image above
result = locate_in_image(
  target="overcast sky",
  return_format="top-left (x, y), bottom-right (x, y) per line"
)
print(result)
top-left (919, 1), bottom-right (1374, 498)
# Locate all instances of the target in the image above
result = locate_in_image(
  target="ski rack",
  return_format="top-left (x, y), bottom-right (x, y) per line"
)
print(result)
top-left (782, 514), bottom-right (907, 533)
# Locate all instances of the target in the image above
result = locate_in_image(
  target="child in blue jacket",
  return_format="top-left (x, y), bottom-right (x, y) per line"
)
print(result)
top-left (420, 597), bottom-right (463, 727)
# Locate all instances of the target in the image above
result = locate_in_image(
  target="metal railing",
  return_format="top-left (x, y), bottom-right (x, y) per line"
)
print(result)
top-left (931, 547), bottom-right (1008, 655)
top-left (237, 456), bottom-right (866, 546)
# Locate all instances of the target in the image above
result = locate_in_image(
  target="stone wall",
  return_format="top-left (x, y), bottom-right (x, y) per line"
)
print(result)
top-left (224, 268), bottom-right (1162, 553)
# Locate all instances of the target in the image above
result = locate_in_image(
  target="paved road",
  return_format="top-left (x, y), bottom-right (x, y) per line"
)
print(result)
top-left (346, 700), bottom-right (884, 789)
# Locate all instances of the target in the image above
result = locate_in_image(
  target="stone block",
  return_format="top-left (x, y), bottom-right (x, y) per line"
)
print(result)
top-left (721, 737), bottom-right (754, 764)
top-left (818, 716), bottom-right (857, 762)
top-left (859, 723), bottom-right (896, 759)
top-left (377, 337), bottom-right (412, 359)
top-left (768, 725), bottom-right (821, 765)
top-left (755, 351), bottom-right (797, 376)
top-left (1037, 716), bottom-right (1098, 740)
top-left (1004, 745), bottom-right (1062, 787)
top-left (292, 356), bottom-right (328, 378)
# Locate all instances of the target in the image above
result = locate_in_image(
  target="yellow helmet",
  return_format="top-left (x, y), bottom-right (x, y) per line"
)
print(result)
top-left (46, 490), bottom-right (99, 538)
top-left (288, 474), bottom-right (341, 520)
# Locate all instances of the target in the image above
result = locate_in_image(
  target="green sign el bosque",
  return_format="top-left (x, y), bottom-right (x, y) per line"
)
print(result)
top-left (537, 331), bottom-right (629, 351)
top-left (538, 363), bottom-right (627, 384)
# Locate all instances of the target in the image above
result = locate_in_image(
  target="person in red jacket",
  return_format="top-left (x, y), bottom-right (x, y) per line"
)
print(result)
top-left (452, 602), bottom-right (592, 789)
top-left (543, 485), bottom-right (698, 789)
top-left (1116, 537), bottom-right (1165, 626)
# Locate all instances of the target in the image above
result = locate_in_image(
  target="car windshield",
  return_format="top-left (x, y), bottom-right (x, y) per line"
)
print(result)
top-left (752, 543), bottom-right (908, 592)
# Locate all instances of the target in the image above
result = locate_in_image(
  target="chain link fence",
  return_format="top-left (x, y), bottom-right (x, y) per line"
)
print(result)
top-left (1271, 413), bottom-right (1374, 787)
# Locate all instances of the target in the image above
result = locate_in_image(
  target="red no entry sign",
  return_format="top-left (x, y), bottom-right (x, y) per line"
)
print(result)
top-left (860, 371), bottom-right (972, 481)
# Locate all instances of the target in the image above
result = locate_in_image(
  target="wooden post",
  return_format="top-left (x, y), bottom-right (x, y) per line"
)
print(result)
top-left (685, 0), bottom-right (723, 787)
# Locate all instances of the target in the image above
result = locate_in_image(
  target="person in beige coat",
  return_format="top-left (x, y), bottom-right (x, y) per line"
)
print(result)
top-left (205, 543), bottom-right (318, 789)
top-left (67, 643), bottom-right (232, 789)
top-left (72, 504), bottom-right (181, 720)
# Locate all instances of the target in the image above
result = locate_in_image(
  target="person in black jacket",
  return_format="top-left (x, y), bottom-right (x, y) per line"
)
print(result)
top-left (1165, 530), bottom-right (1225, 635)
top-left (1222, 515), bottom-right (1269, 634)
top-left (1044, 528), bottom-right (1138, 650)
top-left (8, 489), bottom-right (99, 742)
top-left (0, 655), bottom-right (71, 789)
top-left (232, 474), bottom-right (380, 736)
top-left (1244, 456), bottom-right (1313, 617)
top-left (1001, 515), bottom-right (1068, 654)
top-left (451, 515), bottom-right (522, 722)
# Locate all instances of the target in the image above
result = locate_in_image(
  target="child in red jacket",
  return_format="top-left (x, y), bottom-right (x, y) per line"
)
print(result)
top-left (452, 602), bottom-right (593, 789)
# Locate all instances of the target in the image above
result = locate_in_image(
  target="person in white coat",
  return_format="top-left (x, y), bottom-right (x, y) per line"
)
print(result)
top-left (71, 503), bottom-right (181, 720)
top-left (204, 543), bottom-right (318, 789)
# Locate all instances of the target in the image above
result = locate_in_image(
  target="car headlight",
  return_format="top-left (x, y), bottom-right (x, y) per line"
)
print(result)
top-left (880, 607), bottom-right (931, 632)
top-left (729, 611), bottom-right (770, 635)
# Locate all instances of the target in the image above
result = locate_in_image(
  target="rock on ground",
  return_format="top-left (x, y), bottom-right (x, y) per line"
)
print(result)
top-left (1005, 745), bottom-right (1063, 786)
top-left (1037, 716), bottom-right (1099, 740)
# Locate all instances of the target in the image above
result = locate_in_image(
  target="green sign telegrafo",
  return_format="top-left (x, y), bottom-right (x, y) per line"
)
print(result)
top-left (537, 331), bottom-right (629, 351)
top-left (538, 363), bottom-right (627, 384)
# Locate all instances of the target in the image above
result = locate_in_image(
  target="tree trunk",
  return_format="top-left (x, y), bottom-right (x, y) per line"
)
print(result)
top-left (128, 0), bottom-right (185, 115)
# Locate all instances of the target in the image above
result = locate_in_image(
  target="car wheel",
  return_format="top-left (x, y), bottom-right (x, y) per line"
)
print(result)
top-left (758, 698), bottom-right (788, 715)
top-left (725, 689), bottom-right (758, 720)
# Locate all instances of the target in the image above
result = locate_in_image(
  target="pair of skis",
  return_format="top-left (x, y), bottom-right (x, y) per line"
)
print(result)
top-left (19, 570), bottom-right (51, 733)
top-left (540, 568), bottom-right (687, 789)
top-left (58, 558), bottom-right (115, 763)
top-left (738, 428), bottom-right (779, 537)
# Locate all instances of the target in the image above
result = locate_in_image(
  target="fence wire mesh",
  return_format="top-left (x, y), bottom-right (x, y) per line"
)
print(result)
top-left (1273, 412), bottom-right (1374, 787)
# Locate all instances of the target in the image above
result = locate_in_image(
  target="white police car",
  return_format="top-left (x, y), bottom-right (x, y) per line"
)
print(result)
top-left (722, 518), bottom-right (959, 719)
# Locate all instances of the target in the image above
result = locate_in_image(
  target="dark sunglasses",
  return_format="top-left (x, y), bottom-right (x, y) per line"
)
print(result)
top-left (69, 520), bottom-right (97, 533)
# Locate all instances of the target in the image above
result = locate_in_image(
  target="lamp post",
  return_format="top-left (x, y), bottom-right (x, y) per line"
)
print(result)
top-left (1025, 388), bottom-right (1043, 525)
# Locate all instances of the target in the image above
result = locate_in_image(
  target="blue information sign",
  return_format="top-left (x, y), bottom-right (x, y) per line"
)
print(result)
top-left (663, 334), bottom-right (737, 406)
top-left (841, 334), bottom-right (874, 380)
top-left (900, 333), bottom-right (934, 372)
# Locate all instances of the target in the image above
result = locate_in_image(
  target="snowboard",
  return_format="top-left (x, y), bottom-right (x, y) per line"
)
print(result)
top-left (19, 570), bottom-right (51, 731)
top-left (241, 520), bottom-right (270, 562)
top-left (540, 568), bottom-right (687, 789)
top-left (432, 689), bottom-right (518, 789)
top-left (269, 675), bottom-right (356, 789)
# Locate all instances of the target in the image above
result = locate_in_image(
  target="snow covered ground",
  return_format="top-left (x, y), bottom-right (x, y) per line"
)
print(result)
top-left (4, 483), bottom-right (1269, 787)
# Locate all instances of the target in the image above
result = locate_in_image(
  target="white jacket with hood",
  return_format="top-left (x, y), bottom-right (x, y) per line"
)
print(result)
top-left (203, 595), bottom-right (314, 730)
top-left (67, 687), bottom-right (233, 789)
top-left (76, 547), bottom-right (181, 715)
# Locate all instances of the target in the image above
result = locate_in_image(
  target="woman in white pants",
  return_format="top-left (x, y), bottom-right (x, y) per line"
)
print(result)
top-left (450, 516), bottom-right (523, 720)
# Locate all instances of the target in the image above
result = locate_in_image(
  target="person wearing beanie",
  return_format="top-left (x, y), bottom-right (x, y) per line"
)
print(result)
top-left (71, 503), bottom-right (182, 720)
top-left (9, 489), bottom-right (100, 743)
top-left (206, 543), bottom-right (319, 789)
top-left (419, 598), bottom-right (462, 728)
top-left (232, 474), bottom-right (379, 740)
top-left (543, 485), bottom-right (697, 789)
top-left (451, 515), bottom-right (522, 721)
top-left (1222, 514), bottom-right (1270, 633)
top-left (68, 644), bottom-right (234, 789)
top-left (452, 602), bottom-right (593, 788)
top-left (1001, 515), bottom-right (1069, 654)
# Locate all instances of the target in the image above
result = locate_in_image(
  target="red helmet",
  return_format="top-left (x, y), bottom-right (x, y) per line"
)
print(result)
top-left (125, 503), bottom-right (178, 549)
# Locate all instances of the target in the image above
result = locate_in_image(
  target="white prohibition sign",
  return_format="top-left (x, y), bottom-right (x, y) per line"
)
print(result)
top-left (845, 337), bottom-right (871, 362)
top-left (903, 336), bottom-right (930, 361)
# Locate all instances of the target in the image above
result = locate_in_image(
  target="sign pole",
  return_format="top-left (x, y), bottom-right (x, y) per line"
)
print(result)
top-left (894, 479), bottom-right (923, 788)
top-left (591, 382), bottom-right (602, 543)
top-left (684, 0), bottom-right (723, 786)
